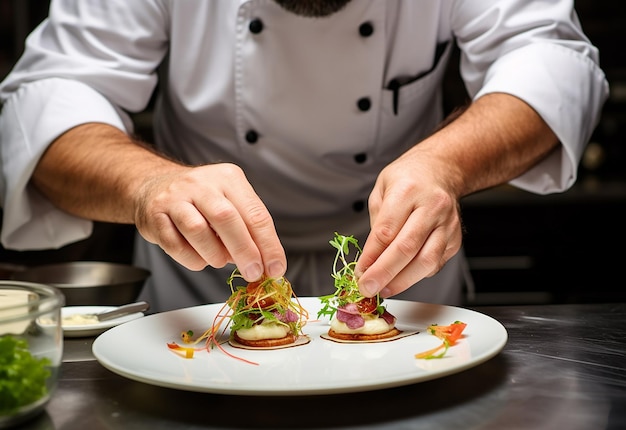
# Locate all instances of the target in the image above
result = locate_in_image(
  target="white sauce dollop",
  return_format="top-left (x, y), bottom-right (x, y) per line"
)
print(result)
top-left (236, 322), bottom-right (290, 340)
top-left (62, 313), bottom-right (99, 326)
top-left (330, 314), bottom-right (394, 335)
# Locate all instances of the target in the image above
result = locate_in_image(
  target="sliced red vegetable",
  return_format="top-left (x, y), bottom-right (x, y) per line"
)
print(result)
top-left (428, 321), bottom-right (467, 345)
top-left (415, 321), bottom-right (467, 359)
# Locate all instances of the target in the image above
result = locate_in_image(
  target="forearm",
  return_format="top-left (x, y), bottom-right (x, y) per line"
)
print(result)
top-left (32, 123), bottom-right (184, 223)
top-left (32, 122), bottom-right (286, 281)
top-left (413, 92), bottom-right (559, 198)
top-left (357, 93), bottom-right (560, 297)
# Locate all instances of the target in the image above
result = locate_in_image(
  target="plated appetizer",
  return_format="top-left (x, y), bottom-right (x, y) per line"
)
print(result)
top-left (316, 233), bottom-right (466, 356)
top-left (225, 270), bottom-right (309, 348)
top-left (318, 233), bottom-right (402, 342)
top-left (167, 269), bottom-right (309, 362)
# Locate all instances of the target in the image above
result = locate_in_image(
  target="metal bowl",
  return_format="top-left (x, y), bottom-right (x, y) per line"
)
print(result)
top-left (11, 262), bottom-right (150, 306)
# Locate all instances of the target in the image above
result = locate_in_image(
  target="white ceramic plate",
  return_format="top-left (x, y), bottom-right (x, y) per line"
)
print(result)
top-left (61, 306), bottom-right (144, 337)
top-left (92, 298), bottom-right (507, 395)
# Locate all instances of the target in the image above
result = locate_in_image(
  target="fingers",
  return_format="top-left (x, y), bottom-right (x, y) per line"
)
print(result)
top-left (358, 221), bottom-right (462, 298)
top-left (198, 181), bottom-right (286, 281)
top-left (369, 226), bottom-right (461, 298)
top-left (135, 163), bottom-right (285, 281)
top-left (151, 201), bottom-right (231, 271)
top-left (356, 184), bottom-right (462, 298)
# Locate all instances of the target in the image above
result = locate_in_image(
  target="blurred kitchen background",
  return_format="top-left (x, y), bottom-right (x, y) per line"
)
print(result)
top-left (1, 0), bottom-right (624, 305)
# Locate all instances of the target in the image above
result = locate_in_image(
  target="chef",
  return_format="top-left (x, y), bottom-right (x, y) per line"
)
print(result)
top-left (0, 1), bottom-right (608, 312)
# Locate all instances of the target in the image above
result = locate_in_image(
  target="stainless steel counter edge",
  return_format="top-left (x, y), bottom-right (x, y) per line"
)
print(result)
top-left (28, 303), bottom-right (626, 430)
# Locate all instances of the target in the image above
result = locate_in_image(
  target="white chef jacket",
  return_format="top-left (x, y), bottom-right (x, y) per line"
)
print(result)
top-left (0, 0), bottom-right (608, 311)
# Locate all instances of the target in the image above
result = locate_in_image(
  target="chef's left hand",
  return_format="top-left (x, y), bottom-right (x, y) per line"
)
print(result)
top-left (354, 146), bottom-right (463, 298)
top-left (354, 92), bottom-right (560, 298)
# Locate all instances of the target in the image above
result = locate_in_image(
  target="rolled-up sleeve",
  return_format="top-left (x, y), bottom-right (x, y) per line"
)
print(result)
top-left (0, 78), bottom-right (130, 249)
top-left (452, 0), bottom-right (609, 194)
top-left (0, 0), bottom-right (168, 250)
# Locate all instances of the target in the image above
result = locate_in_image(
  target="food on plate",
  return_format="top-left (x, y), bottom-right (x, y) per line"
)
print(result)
top-left (168, 268), bottom-right (309, 362)
top-left (317, 233), bottom-right (401, 341)
top-left (415, 321), bottom-right (467, 359)
top-left (225, 270), bottom-right (309, 348)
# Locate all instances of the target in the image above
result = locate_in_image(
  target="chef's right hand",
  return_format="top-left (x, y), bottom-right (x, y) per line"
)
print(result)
top-left (134, 162), bottom-right (286, 282)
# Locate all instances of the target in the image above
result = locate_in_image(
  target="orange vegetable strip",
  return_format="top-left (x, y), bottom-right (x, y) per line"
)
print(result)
top-left (167, 342), bottom-right (198, 359)
top-left (414, 342), bottom-right (447, 359)
top-left (415, 321), bottom-right (467, 359)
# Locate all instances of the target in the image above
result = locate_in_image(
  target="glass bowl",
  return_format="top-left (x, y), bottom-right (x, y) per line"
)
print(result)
top-left (0, 281), bottom-right (64, 428)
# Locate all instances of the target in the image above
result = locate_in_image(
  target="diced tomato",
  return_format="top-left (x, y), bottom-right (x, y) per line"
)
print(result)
top-left (245, 279), bottom-right (276, 308)
top-left (246, 296), bottom-right (276, 308)
top-left (355, 297), bottom-right (378, 314)
top-left (246, 280), bottom-right (263, 293)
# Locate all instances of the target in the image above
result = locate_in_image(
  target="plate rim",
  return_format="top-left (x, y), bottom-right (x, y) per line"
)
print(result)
top-left (92, 298), bottom-right (507, 395)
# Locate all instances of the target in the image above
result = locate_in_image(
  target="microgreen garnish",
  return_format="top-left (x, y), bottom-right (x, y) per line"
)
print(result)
top-left (317, 232), bottom-right (383, 320)
top-left (170, 268), bottom-right (308, 363)
top-left (226, 270), bottom-right (300, 334)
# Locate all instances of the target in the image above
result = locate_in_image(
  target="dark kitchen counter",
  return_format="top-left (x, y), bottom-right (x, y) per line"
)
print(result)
top-left (26, 302), bottom-right (626, 430)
